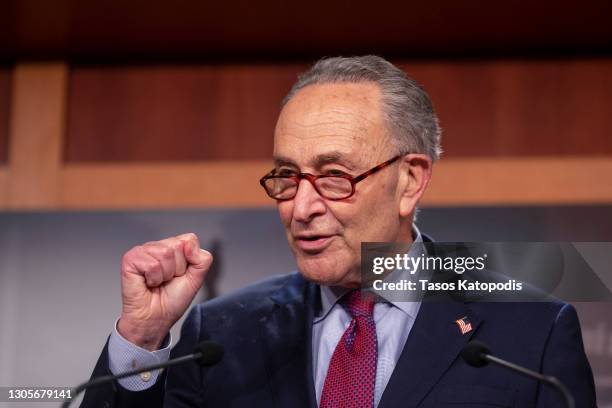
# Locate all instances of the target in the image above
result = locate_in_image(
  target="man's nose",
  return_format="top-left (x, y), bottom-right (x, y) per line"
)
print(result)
top-left (292, 178), bottom-right (326, 223)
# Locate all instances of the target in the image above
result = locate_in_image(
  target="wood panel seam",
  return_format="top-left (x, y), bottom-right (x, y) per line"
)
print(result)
top-left (2, 157), bottom-right (609, 209)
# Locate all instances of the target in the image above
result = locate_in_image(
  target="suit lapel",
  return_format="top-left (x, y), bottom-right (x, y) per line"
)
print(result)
top-left (378, 300), bottom-right (482, 408)
top-left (260, 274), bottom-right (319, 408)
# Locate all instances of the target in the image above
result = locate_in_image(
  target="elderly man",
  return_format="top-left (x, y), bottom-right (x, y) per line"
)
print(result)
top-left (81, 56), bottom-right (595, 407)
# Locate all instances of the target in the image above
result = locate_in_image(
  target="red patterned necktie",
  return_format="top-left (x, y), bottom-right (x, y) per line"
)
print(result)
top-left (320, 290), bottom-right (378, 408)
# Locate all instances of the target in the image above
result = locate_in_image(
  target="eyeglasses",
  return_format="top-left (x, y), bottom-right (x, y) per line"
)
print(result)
top-left (259, 155), bottom-right (402, 201)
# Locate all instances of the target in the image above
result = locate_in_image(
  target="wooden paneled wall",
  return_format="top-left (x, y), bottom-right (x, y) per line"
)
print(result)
top-left (65, 65), bottom-right (302, 161)
top-left (404, 60), bottom-right (612, 157)
top-left (1, 59), bottom-right (612, 210)
top-left (64, 59), bottom-right (612, 162)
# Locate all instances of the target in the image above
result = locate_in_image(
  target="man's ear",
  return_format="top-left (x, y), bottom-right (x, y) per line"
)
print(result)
top-left (398, 154), bottom-right (433, 217)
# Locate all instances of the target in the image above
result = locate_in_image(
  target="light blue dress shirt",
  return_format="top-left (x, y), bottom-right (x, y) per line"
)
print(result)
top-left (312, 226), bottom-right (423, 407)
top-left (109, 225), bottom-right (425, 407)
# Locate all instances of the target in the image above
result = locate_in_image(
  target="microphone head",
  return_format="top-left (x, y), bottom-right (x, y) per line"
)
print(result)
top-left (194, 341), bottom-right (224, 366)
top-left (461, 340), bottom-right (490, 368)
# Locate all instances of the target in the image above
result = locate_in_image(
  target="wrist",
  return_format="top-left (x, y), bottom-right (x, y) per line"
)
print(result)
top-left (117, 316), bottom-right (168, 351)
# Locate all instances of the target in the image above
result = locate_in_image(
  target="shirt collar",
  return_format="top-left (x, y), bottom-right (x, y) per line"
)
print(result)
top-left (315, 224), bottom-right (424, 322)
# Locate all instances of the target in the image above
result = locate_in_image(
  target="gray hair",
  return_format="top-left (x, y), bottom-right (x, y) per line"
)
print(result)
top-left (283, 55), bottom-right (442, 161)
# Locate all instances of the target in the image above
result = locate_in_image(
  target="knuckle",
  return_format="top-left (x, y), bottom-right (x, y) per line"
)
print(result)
top-left (121, 253), bottom-right (131, 267)
top-left (121, 247), bottom-right (141, 270)
top-left (179, 232), bottom-right (198, 243)
top-left (160, 245), bottom-right (174, 259)
top-left (144, 266), bottom-right (161, 281)
top-left (140, 259), bottom-right (158, 274)
top-left (163, 237), bottom-right (182, 251)
top-left (124, 245), bottom-right (140, 258)
top-left (149, 259), bottom-right (163, 273)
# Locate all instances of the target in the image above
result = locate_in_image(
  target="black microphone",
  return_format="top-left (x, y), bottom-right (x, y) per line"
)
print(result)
top-left (461, 340), bottom-right (574, 408)
top-left (61, 341), bottom-right (223, 408)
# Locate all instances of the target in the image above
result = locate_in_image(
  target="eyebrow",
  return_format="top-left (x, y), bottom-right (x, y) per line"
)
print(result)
top-left (272, 156), bottom-right (296, 167)
top-left (273, 152), bottom-right (357, 170)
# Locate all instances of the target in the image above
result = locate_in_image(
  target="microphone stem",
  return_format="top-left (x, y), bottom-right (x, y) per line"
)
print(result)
top-left (484, 355), bottom-right (575, 408)
top-left (106, 352), bottom-right (201, 382)
top-left (61, 352), bottom-right (202, 408)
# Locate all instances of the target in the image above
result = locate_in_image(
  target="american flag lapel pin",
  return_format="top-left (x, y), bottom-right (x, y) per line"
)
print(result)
top-left (455, 316), bottom-right (473, 335)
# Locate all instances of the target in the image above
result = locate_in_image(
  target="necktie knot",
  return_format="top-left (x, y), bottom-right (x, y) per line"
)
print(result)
top-left (342, 290), bottom-right (376, 319)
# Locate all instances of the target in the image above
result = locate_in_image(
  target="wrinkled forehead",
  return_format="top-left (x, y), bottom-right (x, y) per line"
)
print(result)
top-left (273, 82), bottom-right (392, 169)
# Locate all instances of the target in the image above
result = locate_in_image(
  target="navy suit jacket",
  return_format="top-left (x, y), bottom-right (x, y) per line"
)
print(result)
top-left (81, 271), bottom-right (596, 407)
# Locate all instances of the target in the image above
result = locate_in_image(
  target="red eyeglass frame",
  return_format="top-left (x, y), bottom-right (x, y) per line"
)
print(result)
top-left (259, 155), bottom-right (402, 201)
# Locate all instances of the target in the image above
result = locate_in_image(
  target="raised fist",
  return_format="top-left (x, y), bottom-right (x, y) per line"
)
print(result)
top-left (117, 233), bottom-right (213, 351)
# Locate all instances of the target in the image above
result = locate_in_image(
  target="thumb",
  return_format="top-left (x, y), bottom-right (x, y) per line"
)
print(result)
top-left (184, 240), bottom-right (213, 281)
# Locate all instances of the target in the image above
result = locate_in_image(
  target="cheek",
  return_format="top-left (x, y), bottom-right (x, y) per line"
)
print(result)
top-left (342, 215), bottom-right (370, 246)
top-left (339, 194), bottom-right (398, 243)
top-left (327, 204), bottom-right (361, 245)
top-left (277, 202), bottom-right (293, 227)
